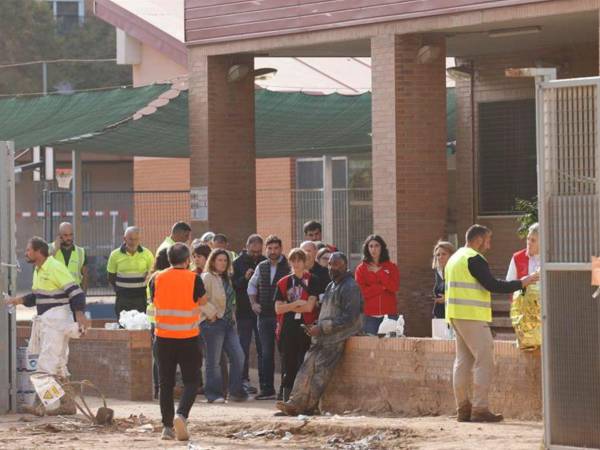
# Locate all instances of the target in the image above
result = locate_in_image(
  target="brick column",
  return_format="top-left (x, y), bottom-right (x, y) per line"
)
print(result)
top-left (188, 52), bottom-right (256, 250)
top-left (371, 34), bottom-right (448, 337)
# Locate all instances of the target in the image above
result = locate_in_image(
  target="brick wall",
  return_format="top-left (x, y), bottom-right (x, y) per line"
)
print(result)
top-left (371, 34), bottom-right (448, 337)
top-left (256, 157), bottom-right (295, 253)
top-left (133, 157), bottom-right (190, 192)
top-left (321, 337), bottom-right (542, 420)
top-left (455, 43), bottom-right (599, 273)
top-left (188, 51), bottom-right (257, 252)
top-left (17, 326), bottom-right (153, 401)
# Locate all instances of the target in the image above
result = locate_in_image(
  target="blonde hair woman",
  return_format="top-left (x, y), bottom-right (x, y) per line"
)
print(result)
top-left (431, 241), bottom-right (455, 319)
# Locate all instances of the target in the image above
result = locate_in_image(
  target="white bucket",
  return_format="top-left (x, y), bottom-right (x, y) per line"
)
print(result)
top-left (432, 318), bottom-right (455, 339)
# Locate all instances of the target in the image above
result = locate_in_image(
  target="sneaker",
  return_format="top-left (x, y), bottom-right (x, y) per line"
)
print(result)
top-left (243, 382), bottom-right (258, 395)
top-left (229, 392), bottom-right (249, 403)
top-left (173, 414), bottom-right (190, 441)
top-left (161, 427), bottom-right (175, 440)
top-left (255, 391), bottom-right (276, 401)
top-left (208, 397), bottom-right (226, 404)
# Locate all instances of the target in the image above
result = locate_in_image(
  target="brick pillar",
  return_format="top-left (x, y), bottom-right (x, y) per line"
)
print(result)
top-left (371, 34), bottom-right (448, 337)
top-left (188, 53), bottom-right (256, 251)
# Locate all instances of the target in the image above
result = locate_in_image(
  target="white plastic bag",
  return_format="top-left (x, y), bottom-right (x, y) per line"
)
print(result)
top-left (377, 315), bottom-right (398, 337)
top-left (29, 373), bottom-right (64, 408)
top-left (119, 310), bottom-right (151, 330)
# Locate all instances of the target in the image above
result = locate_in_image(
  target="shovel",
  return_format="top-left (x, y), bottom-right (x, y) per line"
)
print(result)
top-left (59, 379), bottom-right (114, 425)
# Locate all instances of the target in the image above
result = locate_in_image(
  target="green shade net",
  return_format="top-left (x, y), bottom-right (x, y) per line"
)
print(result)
top-left (0, 84), bottom-right (457, 158)
top-left (0, 84), bottom-right (170, 151)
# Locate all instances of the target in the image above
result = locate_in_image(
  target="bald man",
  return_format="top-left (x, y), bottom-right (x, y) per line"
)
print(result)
top-left (276, 252), bottom-right (363, 416)
top-left (50, 222), bottom-right (88, 291)
top-left (107, 227), bottom-right (154, 317)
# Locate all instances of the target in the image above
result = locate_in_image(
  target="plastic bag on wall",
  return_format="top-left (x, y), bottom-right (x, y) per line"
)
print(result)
top-left (510, 284), bottom-right (541, 351)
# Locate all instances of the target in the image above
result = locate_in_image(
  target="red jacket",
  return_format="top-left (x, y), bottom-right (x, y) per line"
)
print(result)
top-left (355, 260), bottom-right (400, 316)
top-left (513, 249), bottom-right (529, 279)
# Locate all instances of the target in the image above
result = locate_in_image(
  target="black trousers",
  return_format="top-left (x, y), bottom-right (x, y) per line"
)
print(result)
top-left (155, 336), bottom-right (201, 427)
top-left (279, 321), bottom-right (311, 390)
top-left (115, 294), bottom-right (146, 318)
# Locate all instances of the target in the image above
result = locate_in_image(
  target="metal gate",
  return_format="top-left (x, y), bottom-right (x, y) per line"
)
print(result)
top-left (537, 76), bottom-right (600, 449)
top-left (0, 142), bottom-right (17, 413)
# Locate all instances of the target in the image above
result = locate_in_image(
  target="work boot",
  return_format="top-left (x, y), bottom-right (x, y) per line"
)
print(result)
top-left (161, 426), bottom-right (175, 440)
top-left (173, 414), bottom-right (190, 441)
top-left (275, 401), bottom-right (300, 417)
top-left (22, 396), bottom-right (45, 417)
top-left (46, 394), bottom-right (77, 416)
top-left (471, 408), bottom-right (504, 423)
top-left (456, 401), bottom-right (472, 422)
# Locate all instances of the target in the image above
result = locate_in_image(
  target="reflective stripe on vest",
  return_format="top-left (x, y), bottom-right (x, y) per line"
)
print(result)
top-left (154, 268), bottom-right (200, 339)
top-left (116, 272), bottom-right (148, 289)
top-left (155, 321), bottom-right (200, 331)
top-left (445, 247), bottom-right (492, 323)
top-left (53, 246), bottom-right (85, 284)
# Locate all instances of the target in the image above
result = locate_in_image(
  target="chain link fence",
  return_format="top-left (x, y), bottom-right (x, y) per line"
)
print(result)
top-left (16, 190), bottom-right (189, 296)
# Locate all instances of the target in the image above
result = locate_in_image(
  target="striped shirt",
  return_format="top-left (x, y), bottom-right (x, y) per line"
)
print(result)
top-left (23, 257), bottom-right (86, 315)
top-left (107, 244), bottom-right (154, 298)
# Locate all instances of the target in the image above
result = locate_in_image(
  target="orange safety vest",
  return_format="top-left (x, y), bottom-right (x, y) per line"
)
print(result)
top-left (153, 268), bottom-right (200, 339)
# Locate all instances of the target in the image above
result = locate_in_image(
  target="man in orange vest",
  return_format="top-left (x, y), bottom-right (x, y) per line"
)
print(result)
top-left (149, 243), bottom-right (211, 441)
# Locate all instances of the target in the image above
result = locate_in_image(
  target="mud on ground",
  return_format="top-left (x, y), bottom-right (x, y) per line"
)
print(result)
top-left (0, 397), bottom-right (543, 449)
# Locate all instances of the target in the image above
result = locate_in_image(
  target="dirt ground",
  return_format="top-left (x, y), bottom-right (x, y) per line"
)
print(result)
top-left (0, 396), bottom-right (543, 450)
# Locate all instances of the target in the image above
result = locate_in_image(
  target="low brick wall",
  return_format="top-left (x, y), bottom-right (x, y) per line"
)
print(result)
top-left (321, 337), bottom-right (542, 420)
top-left (17, 326), bottom-right (153, 401)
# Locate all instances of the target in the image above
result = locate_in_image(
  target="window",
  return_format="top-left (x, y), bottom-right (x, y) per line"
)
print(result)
top-left (47, 0), bottom-right (84, 33)
top-left (478, 99), bottom-right (537, 215)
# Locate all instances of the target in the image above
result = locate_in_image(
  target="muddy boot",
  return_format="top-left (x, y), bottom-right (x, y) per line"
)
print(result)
top-left (46, 393), bottom-right (77, 416)
top-left (457, 401), bottom-right (472, 422)
top-left (276, 401), bottom-right (300, 417)
top-left (22, 396), bottom-right (45, 417)
top-left (471, 408), bottom-right (504, 423)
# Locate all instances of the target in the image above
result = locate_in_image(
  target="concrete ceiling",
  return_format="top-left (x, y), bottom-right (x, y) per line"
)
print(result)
top-left (264, 12), bottom-right (597, 58)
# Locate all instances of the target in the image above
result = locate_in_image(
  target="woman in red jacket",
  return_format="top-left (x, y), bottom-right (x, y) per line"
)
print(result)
top-left (355, 235), bottom-right (400, 335)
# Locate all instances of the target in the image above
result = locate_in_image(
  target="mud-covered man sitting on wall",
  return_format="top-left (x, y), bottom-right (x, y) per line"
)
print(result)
top-left (276, 252), bottom-right (363, 416)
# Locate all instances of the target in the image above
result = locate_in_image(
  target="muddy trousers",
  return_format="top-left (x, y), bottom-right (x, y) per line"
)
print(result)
top-left (288, 340), bottom-right (345, 414)
top-left (450, 319), bottom-right (494, 410)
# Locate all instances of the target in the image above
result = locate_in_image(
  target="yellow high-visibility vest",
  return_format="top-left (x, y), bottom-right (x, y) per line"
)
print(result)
top-left (445, 247), bottom-right (492, 322)
top-left (51, 244), bottom-right (85, 285)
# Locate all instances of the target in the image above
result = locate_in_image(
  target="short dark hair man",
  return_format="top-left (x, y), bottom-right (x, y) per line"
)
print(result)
top-left (247, 235), bottom-right (289, 400)
top-left (212, 233), bottom-right (238, 261)
top-left (157, 222), bottom-right (192, 255)
top-left (5, 236), bottom-right (88, 416)
top-left (446, 224), bottom-right (539, 423)
top-left (303, 220), bottom-right (337, 252)
top-left (232, 234), bottom-right (266, 395)
top-left (149, 242), bottom-right (208, 441)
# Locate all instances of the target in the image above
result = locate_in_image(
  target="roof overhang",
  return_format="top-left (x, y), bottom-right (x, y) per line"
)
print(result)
top-left (94, 0), bottom-right (187, 67)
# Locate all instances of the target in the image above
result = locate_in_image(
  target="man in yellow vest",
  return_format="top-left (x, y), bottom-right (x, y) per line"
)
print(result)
top-left (149, 243), bottom-right (211, 441)
top-left (445, 224), bottom-right (539, 423)
top-left (50, 222), bottom-right (88, 291)
top-left (156, 222), bottom-right (192, 255)
top-left (5, 237), bottom-right (89, 416)
top-left (107, 226), bottom-right (154, 317)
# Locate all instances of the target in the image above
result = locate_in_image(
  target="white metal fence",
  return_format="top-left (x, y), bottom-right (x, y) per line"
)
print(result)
top-left (538, 76), bottom-right (600, 449)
